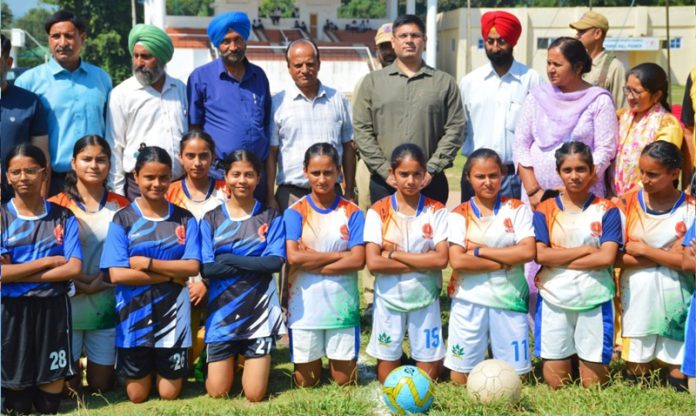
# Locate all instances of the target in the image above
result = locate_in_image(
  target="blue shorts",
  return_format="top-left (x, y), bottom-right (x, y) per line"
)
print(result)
top-left (682, 293), bottom-right (696, 377)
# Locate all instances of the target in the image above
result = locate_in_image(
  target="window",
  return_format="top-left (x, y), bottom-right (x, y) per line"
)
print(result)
top-left (662, 37), bottom-right (682, 49)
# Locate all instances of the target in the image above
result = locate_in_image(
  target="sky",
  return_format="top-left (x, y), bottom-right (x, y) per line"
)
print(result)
top-left (5, 0), bottom-right (42, 19)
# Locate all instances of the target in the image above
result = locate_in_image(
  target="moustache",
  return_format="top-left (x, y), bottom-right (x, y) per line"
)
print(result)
top-left (55, 45), bottom-right (73, 54)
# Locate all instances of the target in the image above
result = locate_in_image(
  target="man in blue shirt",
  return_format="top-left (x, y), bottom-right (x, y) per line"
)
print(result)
top-left (15, 10), bottom-right (112, 196)
top-left (0, 35), bottom-right (49, 202)
top-left (187, 11), bottom-right (271, 202)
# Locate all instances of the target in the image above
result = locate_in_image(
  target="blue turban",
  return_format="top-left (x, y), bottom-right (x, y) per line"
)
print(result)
top-left (207, 12), bottom-right (251, 48)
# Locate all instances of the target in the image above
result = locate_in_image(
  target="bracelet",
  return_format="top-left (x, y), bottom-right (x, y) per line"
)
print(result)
top-left (473, 247), bottom-right (480, 257)
top-left (146, 258), bottom-right (153, 271)
top-left (527, 186), bottom-right (542, 197)
top-left (388, 250), bottom-right (396, 259)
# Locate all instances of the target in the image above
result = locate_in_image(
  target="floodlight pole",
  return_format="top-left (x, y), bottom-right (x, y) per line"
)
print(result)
top-left (665, 0), bottom-right (672, 97)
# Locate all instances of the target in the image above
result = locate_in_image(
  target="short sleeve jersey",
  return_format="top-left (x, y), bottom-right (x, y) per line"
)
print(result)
top-left (363, 194), bottom-right (448, 312)
top-left (49, 192), bottom-right (129, 330)
top-left (1, 199), bottom-right (82, 297)
top-left (165, 178), bottom-right (228, 221)
top-left (620, 191), bottom-right (695, 340)
top-left (448, 197), bottom-right (535, 313)
top-left (200, 201), bottom-right (286, 343)
top-left (100, 202), bottom-right (201, 348)
top-left (533, 194), bottom-right (622, 311)
top-left (283, 195), bottom-right (364, 329)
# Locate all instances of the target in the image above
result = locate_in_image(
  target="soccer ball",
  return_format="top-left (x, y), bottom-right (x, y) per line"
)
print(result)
top-left (382, 365), bottom-right (434, 415)
top-left (467, 359), bottom-right (522, 405)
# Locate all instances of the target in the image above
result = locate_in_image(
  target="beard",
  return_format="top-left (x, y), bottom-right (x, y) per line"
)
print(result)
top-left (485, 48), bottom-right (514, 68)
top-left (133, 62), bottom-right (165, 86)
top-left (220, 48), bottom-right (246, 65)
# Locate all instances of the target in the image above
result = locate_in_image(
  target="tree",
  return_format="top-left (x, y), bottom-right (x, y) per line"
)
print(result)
top-left (42, 0), bottom-right (142, 83)
top-left (259, 0), bottom-right (295, 18)
top-left (13, 7), bottom-right (53, 67)
top-left (1, 3), bottom-right (14, 30)
top-left (338, 0), bottom-right (386, 18)
top-left (166, 0), bottom-right (213, 16)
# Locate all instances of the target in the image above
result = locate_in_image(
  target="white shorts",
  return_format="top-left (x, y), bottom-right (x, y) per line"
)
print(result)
top-left (71, 328), bottom-right (116, 366)
top-left (621, 335), bottom-right (684, 365)
top-left (366, 295), bottom-right (445, 362)
top-left (534, 297), bottom-right (614, 365)
top-left (444, 299), bottom-right (531, 375)
top-left (288, 327), bottom-right (359, 364)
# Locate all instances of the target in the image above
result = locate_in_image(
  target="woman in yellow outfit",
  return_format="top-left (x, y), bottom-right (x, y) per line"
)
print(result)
top-left (613, 63), bottom-right (683, 196)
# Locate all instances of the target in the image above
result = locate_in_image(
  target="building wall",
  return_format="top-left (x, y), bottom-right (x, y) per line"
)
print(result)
top-left (437, 6), bottom-right (696, 85)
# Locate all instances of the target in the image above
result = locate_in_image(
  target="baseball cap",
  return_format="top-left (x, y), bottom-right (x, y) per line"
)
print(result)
top-left (375, 23), bottom-right (393, 45)
top-left (569, 11), bottom-right (609, 32)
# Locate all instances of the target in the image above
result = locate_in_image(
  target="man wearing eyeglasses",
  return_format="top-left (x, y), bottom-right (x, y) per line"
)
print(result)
top-left (570, 11), bottom-right (626, 107)
top-left (353, 14), bottom-right (465, 205)
top-left (458, 11), bottom-right (544, 203)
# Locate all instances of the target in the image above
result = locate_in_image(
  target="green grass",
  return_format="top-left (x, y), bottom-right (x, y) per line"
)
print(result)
top-left (444, 153), bottom-right (467, 194)
top-left (672, 84), bottom-right (685, 109)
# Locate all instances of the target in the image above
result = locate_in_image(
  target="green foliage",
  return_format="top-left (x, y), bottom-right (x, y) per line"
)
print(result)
top-left (41, 0), bottom-right (141, 84)
top-left (1, 3), bottom-right (14, 29)
top-left (14, 7), bottom-right (52, 46)
top-left (259, 0), bottom-right (295, 18)
top-left (166, 0), bottom-right (213, 16)
top-left (338, 0), bottom-right (386, 19)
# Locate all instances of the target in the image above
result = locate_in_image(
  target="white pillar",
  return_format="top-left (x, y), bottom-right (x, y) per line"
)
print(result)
top-left (406, 0), bottom-right (416, 15)
top-left (143, 0), bottom-right (166, 29)
top-left (387, 0), bottom-right (398, 21)
top-left (425, 0), bottom-right (436, 67)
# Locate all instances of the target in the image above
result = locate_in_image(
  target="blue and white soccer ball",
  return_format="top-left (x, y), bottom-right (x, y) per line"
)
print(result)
top-left (382, 365), bottom-right (434, 415)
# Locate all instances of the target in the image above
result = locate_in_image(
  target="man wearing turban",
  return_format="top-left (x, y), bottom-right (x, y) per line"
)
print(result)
top-left (457, 10), bottom-right (544, 203)
top-left (187, 11), bottom-right (272, 203)
top-left (106, 23), bottom-right (188, 200)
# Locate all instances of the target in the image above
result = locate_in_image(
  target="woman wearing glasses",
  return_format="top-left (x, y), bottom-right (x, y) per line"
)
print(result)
top-left (612, 63), bottom-right (684, 196)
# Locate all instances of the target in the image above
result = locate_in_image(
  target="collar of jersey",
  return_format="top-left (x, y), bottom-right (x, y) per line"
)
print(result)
top-left (132, 199), bottom-right (172, 221)
top-left (637, 189), bottom-right (685, 216)
top-left (9, 198), bottom-right (50, 220)
top-left (555, 193), bottom-right (595, 212)
top-left (182, 177), bottom-right (216, 201)
top-left (390, 193), bottom-right (425, 216)
top-left (74, 191), bottom-right (108, 213)
top-left (469, 194), bottom-right (501, 218)
top-left (307, 194), bottom-right (341, 214)
top-left (223, 200), bottom-right (261, 221)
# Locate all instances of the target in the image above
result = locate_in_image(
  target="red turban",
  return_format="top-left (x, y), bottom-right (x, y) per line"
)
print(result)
top-left (481, 11), bottom-right (522, 47)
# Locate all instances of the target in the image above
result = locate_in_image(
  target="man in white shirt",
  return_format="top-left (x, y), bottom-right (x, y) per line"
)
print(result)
top-left (459, 11), bottom-right (543, 202)
top-left (266, 39), bottom-right (355, 211)
top-left (106, 24), bottom-right (187, 200)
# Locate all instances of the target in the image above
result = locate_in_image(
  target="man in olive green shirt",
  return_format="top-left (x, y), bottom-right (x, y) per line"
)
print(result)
top-left (353, 14), bottom-right (465, 205)
top-left (571, 11), bottom-right (626, 107)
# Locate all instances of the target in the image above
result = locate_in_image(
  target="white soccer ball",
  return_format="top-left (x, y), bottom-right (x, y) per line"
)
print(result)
top-left (467, 359), bottom-right (522, 405)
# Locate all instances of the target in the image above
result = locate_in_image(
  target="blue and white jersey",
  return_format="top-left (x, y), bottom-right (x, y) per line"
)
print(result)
top-left (1, 199), bottom-right (82, 297)
top-left (100, 201), bottom-right (201, 348)
top-left (200, 201), bottom-right (286, 343)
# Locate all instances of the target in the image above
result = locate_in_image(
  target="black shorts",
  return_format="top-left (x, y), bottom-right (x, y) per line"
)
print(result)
top-left (206, 337), bottom-right (275, 363)
top-left (1, 295), bottom-right (75, 389)
top-left (116, 347), bottom-right (188, 380)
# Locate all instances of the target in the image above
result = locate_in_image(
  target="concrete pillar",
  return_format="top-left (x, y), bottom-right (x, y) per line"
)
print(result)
top-left (425, 0), bottom-right (437, 67)
top-left (387, 0), bottom-right (398, 21)
top-left (406, 0), bottom-right (416, 15)
top-left (143, 0), bottom-right (166, 29)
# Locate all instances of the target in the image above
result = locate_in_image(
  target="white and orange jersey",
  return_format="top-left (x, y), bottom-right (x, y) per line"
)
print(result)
top-left (364, 194), bottom-right (448, 313)
top-left (448, 196), bottom-right (535, 313)
top-left (533, 194), bottom-right (622, 311)
top-left (283, 195), bottom-right (364, 330)
top-left (619, 190), bottom-right (695, 339)
top-left (165, 177), bottom-right (227, 220)
top-left (49, 192), bottom-right (130, 276)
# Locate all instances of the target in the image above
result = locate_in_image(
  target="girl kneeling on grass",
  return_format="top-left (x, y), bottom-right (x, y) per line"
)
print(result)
top-left (445, 148), bottom-right (536, 384)
top-left (618, 141), bottom-right (693, 392)
top-left (364, 144), bottom-right (449, 383)
top-left (199, 150), bottom-right (285, 401)
top-left (50, 136), bottom-right (129, 395)
top-left (533, 141), bottom-right (621, 389)
top-left (1, 144), bottom-right (83, 415)
top-left (283, 143), bottom-right (365, 387)
top-left (101, 145), bottom-right (201, 403)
